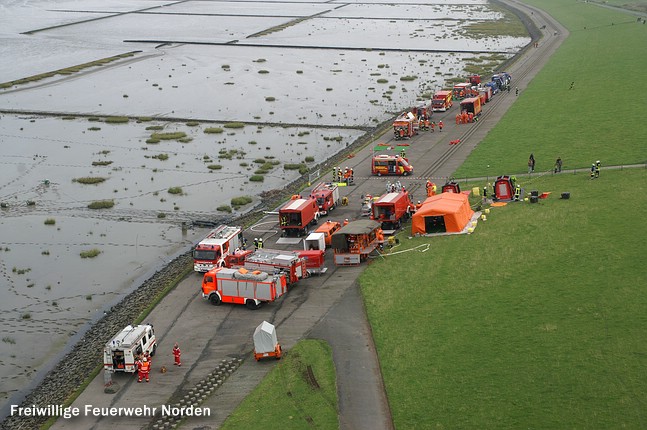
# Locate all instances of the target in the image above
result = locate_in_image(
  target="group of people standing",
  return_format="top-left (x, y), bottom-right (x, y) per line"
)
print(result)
top-left (135, 343), bottom-right (182, 383)
top-left (527, 153), bottom-right (566, 174)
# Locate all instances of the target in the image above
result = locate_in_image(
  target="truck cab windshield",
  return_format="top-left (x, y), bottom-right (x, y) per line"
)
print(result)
top-left (193, 248), bottom-right (221, 260)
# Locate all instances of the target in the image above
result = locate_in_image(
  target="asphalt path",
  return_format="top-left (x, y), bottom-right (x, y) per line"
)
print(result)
top-left (49, 2), bottom-right (567, 429)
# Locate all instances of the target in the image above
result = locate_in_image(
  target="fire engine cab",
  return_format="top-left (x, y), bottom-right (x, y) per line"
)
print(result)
top-left (104, 324), bottom-right (156, 373)
top-left (193, 225), bottom-right (244, 272)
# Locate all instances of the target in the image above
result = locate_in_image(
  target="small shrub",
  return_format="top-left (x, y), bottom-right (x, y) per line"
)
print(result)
top-left (217, 205), bottom-right (232, 213)
top-left (400, 75), bottom-right (418, 81)
top-left (157, 212), bottom-right (166, 218)
top-left (42, 250), bottom-right (50, 255)
top-left (223, 122), bottom-right (245, 129)
top-left (152, 153), bottom-right (169, 161)
top-left (146, 125), bottom-right (164, 131)
top-left (377, 79), bottom-right (388, 84)
top-left (253, 158), bottom-right (267, 164)
top-left (146, 138), bottom-right (161, 144)
top-left (231, 196), bottom-right (253, 207)
top-left (73, 177), bottom-right (106, 185)
top-left (80, 249), bottom-right (101, 258)
top-left (168, 187), bottom-right (183, 195)
top-left (249, 175), bottom-right (264, 182)
top-left (185, 121), bottom-right (200, 126)
top-left (265, 97), bottom-right (275, 102)
top-left (305, 156), bottom-right (315, 162)
top-left (21, 313), bottom-right (31, 320)
top-left (88, 200), bottom-right (114, 209)
top-left (207, 164), bottom-right (223, 170)
top-left (88, 127), bottom-right (101, 131)
top-left (2, 337), bottom-right (16, 344)
top-left (86, 295), bottom-right (92, 300)
top-left (104, 116), bottom-right (129, 124)
top-left (26, 200), bottom-right (36, 206)
top-left (204, 127), bottom-right (224, 134)
top-left (92, 160), bottom-right (113, 166)
top-left (258, 70), bottom-right (269, 74)
top-left (44, 218), bottom-right (56, 225)
top-left (150, 132), bottom-right (187, 141)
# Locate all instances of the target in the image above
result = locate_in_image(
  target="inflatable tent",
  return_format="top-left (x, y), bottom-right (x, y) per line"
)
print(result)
top-left (411, 193), bottom-right (474, 234)
top-left (494, 175), bottom-right (516, 201)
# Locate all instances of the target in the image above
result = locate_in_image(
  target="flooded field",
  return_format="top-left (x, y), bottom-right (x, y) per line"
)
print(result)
top-left (0, 0), bottom-right (529, 412)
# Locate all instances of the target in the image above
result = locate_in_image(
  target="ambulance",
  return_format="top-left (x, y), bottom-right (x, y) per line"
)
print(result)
top-left (104, 324), bottom-right (156, 373)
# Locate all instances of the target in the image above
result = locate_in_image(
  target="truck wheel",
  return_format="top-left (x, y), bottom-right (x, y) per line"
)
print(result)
top-left (150, 344), bottom-right (157, 357)
top-left (377, 172), bottom-right (382, 177)
top-left (246, 300), bottom-right (259, 310)
top-left (209, 294), bottom-right (221, 306)
top-left (402, 171), bottom-right (409, 176)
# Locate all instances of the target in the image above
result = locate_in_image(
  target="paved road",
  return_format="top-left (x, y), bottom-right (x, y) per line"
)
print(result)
top-left (50, 2), bottom-right (567, 429)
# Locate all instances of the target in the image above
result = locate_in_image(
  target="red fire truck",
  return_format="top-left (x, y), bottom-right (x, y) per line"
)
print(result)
top-left (432, 90), bottom-right (453, 112)
top-left (201, 267), bottom-right (287, 310)
top-left (193, 225), bottom-right (244, 272)
top-left (310, 182), bottom-right (340, 215)
top-left (278, 198), bottom-right (319, 236)
top-left (393, 112), bottom-right (418, 140)
top-left (371, 191), bottom-right (414, 230)
top-left (225, 248), bottom-right (307, 286)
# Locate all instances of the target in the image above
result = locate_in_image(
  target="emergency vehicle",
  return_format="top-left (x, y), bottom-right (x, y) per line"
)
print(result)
top-left (310, 182), bottom-right (339, 215)
top-left (104, 324), bottom-right (156, 373)
top-left (453, 82), bottom-right (472, 99)
top-left (432, 90), bottom-right (453, 112)
top-left (331, 220), bottom-right (382, 266)
top-left (371, 191), bottom-right (414, 230)
top-left (278, 198), bottom-right (320, 237)
top-left (460, 96), bottom-right (482, 118)
top-left (315, 220), bottom-right (342, 247)
top-left (202, 267), bottom-right (287, 310)
top-left (297, 250), bottom-right (327, 275)
top-left (372, 154), bottom-right (413, 176)
top-left (226, 248), bottom-right (307, 285)
top-left (392, 112), bottom-right (418, 140)
top-left (193, 225), bottom-right (244, 272)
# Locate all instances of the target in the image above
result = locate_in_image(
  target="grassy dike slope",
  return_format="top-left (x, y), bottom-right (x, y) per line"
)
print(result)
top-left (455, 1), bottom-right (647, 177)
top-left (362, 2), bottom-right (647, 429)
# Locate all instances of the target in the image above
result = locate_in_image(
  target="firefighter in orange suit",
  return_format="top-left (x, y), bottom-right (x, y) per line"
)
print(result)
top-left (138, 357), bottom-right (151, 382)
top-left (173, 343), bottom-right (182, 367)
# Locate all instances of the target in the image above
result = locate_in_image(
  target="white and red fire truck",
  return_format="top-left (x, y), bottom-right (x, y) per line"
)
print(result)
top-left (225, 248), bottom-right (307, 285)
top-left (310, 182), bottom-right (340, 215)
top-left (103, 324), bottom-right (156, 373)
top-left (201, 267), bottom-right (287, 310)
top-left (193, 225), bottom-right (244, 272)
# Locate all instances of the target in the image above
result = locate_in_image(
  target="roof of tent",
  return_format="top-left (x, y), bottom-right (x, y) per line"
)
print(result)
top-left (411, 193), bottom-right (474, 234)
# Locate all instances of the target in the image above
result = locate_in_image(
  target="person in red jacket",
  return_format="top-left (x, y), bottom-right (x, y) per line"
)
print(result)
top-left (438, 120), bottom-right (444, 132)
top-left (138, 357), bottom-right (150, 383)
top-left (173, 343), bottom-right (182, 367)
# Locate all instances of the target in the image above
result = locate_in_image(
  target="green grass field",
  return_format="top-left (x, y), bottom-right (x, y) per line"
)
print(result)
top-left (455, 1), bottom-right (647, 178)
top-left (219, 340), bottom-right (338, 429)
top-left (362, 168), bottom-right (647, 428)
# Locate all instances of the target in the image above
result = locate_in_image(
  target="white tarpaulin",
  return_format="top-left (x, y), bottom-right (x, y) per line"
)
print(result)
top-left (253, 321), bottom-right (278, 354)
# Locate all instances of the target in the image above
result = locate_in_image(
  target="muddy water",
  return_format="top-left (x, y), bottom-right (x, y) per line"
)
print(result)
top-left (0, 0), bottom-right (530, 412)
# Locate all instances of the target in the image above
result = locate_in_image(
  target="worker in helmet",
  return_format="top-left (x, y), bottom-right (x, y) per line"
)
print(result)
top-left (173, 343), bottom-right (182, 367)
top-left (138, 357), bottom-right (151, 383)
top-left (343, 219), bottom-right (349, 226)
top-left (253, 238), bottom-right (259, 249)
top-left (595, 160), bottom-right (601, 178)
top-left (590, 163), bottom-right (596, 179)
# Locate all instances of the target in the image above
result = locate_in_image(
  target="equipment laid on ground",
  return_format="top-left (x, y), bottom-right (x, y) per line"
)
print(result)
top-left (193, 225), bottom-right (245, 272)
top-left (432, 90), bottom-right (454, 112)
top-left (392, 112), bottom-right (418, 140)
top-left (278, 198), bottom-right (319, 237)
top-left (372, 153), bottom-right (413, 176)
top-left (226, 248), bottom-right (307, 286)
top-left (201, 267), bottom-right (287, 310)
top-left (253, 321), bottom-right (282, 361)
top-left (453, 82), bottom-right (472, 99)
top-left (104, 324), bottom-right (156, 373)
top-left (314, 220), bottom-right (342, 247)
top-left (331, 220), bottom-right (382, 266)
top-left (310, 182), bottom-right (340, 215)
top-left (371, 191), bottom-right (414, 231)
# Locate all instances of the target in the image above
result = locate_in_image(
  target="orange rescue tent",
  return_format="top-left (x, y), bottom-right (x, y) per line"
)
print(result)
top-left (411, 192), bottom-right (474, 234)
